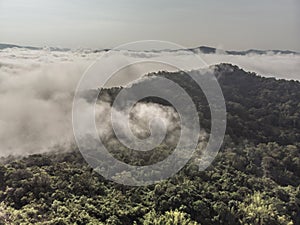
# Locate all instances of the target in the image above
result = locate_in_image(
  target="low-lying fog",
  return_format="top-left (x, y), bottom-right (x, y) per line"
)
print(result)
top-left (0, 47), bottom-right (299, 156)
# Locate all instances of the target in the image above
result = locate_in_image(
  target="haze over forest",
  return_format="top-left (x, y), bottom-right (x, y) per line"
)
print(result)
top-left (0, 0), bottom-right (299, 224)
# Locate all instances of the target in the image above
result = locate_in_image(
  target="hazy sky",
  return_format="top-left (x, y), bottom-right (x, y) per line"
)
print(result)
top-left (0, 0), bottom-right (299, 50)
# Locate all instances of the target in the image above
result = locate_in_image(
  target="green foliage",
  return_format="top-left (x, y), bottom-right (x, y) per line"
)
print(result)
top-left (143, 209), bottom-right (198, 225)
top-left (0, 141), bottom-right (298, 224)
top-left (238, 192), bottom-right (293, 225)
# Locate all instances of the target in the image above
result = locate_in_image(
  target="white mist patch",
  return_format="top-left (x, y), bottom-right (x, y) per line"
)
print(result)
top-left (0, 48), bottom-right (98, 156)
top-left (0, 64), bottom-right (83, 156)
top-left (201, 53), bottom-right (300, 80)
top-left (94, 101), bottom-right (181, 147)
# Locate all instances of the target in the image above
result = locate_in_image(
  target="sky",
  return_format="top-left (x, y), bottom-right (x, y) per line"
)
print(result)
top-left (0, 0), bottom-right (299, 50)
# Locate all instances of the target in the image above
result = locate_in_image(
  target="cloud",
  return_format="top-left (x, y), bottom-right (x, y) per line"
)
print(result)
top-left (105, 49), bottom-right (300, 81)
top-left (201, 53), bottom-right (300, 80)
top-left (0, 48), bottom-right (182, 156)
top-left (0, 47), bottom-right (299, 156)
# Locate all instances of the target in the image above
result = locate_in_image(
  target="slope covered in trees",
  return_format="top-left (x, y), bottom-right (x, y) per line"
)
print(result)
top-left (0, 64), bottom-right (299, 225)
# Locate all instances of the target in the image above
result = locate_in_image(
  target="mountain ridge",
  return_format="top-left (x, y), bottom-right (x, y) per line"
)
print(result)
top-left (0, 43), bottom-right (299, 55)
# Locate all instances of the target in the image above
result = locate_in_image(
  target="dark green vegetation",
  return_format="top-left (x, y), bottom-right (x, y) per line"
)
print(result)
top-left (0, 64), bottom-right (299, 224)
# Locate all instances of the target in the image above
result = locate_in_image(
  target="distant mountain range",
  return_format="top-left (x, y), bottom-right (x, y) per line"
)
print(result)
top-left (0, 43), bottom-right (299, 55)
top-left (0, 43), bottom-right (70, 52)
top-left (188, 46), bottom-right (299, 55)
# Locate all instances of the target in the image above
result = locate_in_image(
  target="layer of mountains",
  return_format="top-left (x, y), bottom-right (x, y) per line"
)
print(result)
top-left (0, 43), bottom-right (299, 55)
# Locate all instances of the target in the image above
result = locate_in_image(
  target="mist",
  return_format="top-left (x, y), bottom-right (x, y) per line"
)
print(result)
top-left (0, 47), bottom-right (299, 156)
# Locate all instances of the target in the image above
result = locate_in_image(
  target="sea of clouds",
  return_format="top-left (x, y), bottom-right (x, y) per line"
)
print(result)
top-left (0, 47), bottom-right (299, 156)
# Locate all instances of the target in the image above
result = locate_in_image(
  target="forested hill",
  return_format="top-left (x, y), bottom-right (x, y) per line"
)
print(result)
top-left (0, 64), bottom-right (299, 225)
top-left (214, 64), bottom-right (300, 144)
top-left (102, 63), bottom-right (300, 145)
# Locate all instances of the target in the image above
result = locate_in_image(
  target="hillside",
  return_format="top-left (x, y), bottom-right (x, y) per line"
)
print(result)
top-left (101, 64), bottom-right (300, 145)
top-left (0, 64), bottom-right (299, 225)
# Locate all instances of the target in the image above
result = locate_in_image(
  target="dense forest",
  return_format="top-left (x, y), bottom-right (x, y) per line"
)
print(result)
top-left (0, 64), bottom-right (299, 224)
